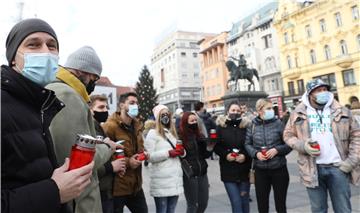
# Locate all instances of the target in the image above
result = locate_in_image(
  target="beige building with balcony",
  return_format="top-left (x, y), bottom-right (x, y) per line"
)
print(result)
top-left (199, 32), bottom-right (229, 113)
top-left (274, 0), bottom-right (360, 107)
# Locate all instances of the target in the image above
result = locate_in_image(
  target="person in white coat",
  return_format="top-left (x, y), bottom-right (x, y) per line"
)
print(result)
top-left (145, 104), bottom-right (185, 213)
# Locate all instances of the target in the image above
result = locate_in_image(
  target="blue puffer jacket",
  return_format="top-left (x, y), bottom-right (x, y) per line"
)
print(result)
top-left (245, 117), bottom-right (292, 170)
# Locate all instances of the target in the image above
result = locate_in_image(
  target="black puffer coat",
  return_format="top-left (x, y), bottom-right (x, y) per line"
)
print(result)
top-left (1, 66), bottom-right (68, 213)
top-left (214, 115), bottom-right (252, 182)
top-left (245, 116), bottom-right (292, 170)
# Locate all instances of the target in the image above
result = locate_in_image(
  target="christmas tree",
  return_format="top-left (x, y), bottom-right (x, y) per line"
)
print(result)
top-left (135, 65), bottom-right (158, 122)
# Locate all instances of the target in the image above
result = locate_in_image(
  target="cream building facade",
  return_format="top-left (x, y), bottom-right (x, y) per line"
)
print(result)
top-left (150, 31), bottom-right (215, 112)
top-left (274, 0), bottom-right (360, 108)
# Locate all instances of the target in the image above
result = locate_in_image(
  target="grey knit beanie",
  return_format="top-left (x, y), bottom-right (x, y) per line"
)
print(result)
top-left (64, 46), bottom-right (102, 77)
top-left (6, 18), bottom-right (58, 65)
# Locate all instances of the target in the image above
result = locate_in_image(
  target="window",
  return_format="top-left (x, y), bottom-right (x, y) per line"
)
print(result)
top-left (343, 69), bottom-right (356, 86)
top-left (193, 53), bottom-right (198, 58)
top-left (313, 73), bottom-right (337, 90)
top-left (262, 34), bottom-right (272, 49)
top-left (352, 5), bottom-right (359, 20)
top-left (319, 19), bottom-right (326, 32)
top-left (297, 79), bottom-right (305, 94)
top-left (310, 49), bottom-right (316, 64)
top-left (340, 40), bottom-right (348, 55)
top-left (357, 34), bottom-right (360, 50)
top-left (324, 45), bottom-right (331, 60)
top-left (335, 12), bottom-right (342, 27)
top-left (288, 81), bottom-right (295, 96)
top-left (295, 56), bottom-right (299, 68)
top-left (160, 68), bottom-right (165, 87)
top-left (181, 52), bottom-right (186, 57)
top-left (284, 32), bottom-right (289, 44)
top-left (305, 25), bottom-right (312, 38)
top-left (287, 55), bottom-right (292, 69)
top-left (189, 42), bottom-right (197, 48)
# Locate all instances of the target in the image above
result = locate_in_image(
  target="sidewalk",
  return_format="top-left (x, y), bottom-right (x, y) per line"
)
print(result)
top-left (135, 151), bottom-right (360, 212)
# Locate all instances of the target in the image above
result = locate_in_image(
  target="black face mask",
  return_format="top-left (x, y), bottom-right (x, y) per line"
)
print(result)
top-left (228, 113), bottom-right (241, 120)
top-left (86, 80), bottom-right (97, 95)
top-left (93, 111), bottom-right (109, 123)
top-left (188, 123), bottom-right (198, 130)
top-left (160, 115), bottom-right (170, 127)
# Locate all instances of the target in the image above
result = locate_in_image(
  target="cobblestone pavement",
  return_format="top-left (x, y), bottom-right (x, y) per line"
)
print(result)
top-left (126, 151), bottom-right (360, 213)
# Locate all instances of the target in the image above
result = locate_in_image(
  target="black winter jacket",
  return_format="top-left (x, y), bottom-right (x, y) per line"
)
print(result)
top-left (181, 132), bottom-right (211, 177)
top-left (214, 115), bottom-right (252, 182)
top-left (1, 66), bottom-right (68, 213)
top-left (245, 117), bottom-right (292, 170)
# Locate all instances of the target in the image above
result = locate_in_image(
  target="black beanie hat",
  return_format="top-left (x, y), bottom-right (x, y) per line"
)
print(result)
top-left (5, 18), bottom-right (59, 65)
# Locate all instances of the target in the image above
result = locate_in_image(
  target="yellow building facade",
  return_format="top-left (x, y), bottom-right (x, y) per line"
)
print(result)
top-left (274, 0), bottom-right (360, 107)
top-left (199, 32), bottom-right (229, 112)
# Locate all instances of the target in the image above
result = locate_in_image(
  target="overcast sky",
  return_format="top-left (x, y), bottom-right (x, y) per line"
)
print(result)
top-left (1, 0), bottom-right (275, 86)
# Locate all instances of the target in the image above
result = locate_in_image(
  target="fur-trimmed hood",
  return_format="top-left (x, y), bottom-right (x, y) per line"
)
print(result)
top-left (216, 114), bottom-right (252, 129)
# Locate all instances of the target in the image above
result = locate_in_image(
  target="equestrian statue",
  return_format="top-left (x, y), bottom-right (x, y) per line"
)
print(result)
top-left (226, 54), bottom-right (259, 91)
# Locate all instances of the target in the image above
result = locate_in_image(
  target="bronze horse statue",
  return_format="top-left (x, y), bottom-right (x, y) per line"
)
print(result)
top-left (225, 60), bottom-right (260, 91)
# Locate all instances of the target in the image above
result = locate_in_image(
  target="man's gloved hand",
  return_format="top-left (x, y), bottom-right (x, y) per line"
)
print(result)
top-left (304, 139), bottom-right (320, 157)
top-left (169, 149), bottom-right (181, 158)
top-left (338, 160), bottom-right (353, 173)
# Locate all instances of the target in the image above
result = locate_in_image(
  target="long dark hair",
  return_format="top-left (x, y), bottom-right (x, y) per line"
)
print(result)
top-left (179, 111), bottom-right (201, 146)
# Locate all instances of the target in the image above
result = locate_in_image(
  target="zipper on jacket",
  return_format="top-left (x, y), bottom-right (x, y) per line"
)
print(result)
top-left (194, 137), bottom-right (202, 176)
top-left (40, 92), bottom-right (56, 135)
top-left (262, 121), bottom-right (269, 169)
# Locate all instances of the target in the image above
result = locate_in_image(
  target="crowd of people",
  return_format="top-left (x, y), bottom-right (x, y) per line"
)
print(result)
top-left (2, 18), bottom-right (360, 213)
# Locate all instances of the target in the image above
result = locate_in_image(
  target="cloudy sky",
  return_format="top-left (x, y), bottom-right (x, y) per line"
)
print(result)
top-left (1, 0), bottom-right (274, 86)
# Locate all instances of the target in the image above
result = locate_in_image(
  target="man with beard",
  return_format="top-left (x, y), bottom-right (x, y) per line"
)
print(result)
top-left (47, 46), bottom-right (117, 213)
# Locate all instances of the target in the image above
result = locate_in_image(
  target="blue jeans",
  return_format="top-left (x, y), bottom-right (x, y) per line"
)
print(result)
top-left (154, 196), bottom-right (179, 213)
top-left (223, 181), bottom-right (250, 213)
top-left (306, 165), bottom-right (351, 213)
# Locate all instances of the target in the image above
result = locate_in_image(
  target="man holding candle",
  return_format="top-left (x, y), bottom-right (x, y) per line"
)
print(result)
top-left (89, 94), bottom-right (126, 213)
top-left (47, 46), bottom-right (117, 213)
top-left (284, 79), bottom-right (360, 213)
top-left (1, 19), bottom-right (94, 213)
top-left (102, 92), bottom-right (149, 213)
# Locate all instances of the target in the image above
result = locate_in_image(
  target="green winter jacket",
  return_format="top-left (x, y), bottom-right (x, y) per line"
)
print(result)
top-left (47, 67), bottom-right (112, 213)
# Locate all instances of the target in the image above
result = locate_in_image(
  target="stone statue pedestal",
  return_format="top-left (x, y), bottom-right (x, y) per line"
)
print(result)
top-left (222, 91), bottom-right (268, 112)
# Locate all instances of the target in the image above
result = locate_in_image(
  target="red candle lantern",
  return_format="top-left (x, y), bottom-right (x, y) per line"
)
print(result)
top-left (69, 134), bottom-right (96, 171)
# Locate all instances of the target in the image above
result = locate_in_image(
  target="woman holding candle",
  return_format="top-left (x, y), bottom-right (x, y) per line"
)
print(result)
top-left (214, 101), bottom-right (252, 213)
top-left (245, 98), bottom-right (292, 213)
top-left (179, 112), bottom-right (212, 213)
top-left (144, 104), bottom-right (184, 213)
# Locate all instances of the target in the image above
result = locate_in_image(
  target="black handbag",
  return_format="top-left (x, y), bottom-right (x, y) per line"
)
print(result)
top-left (164, 137), bottom-right (194, 178)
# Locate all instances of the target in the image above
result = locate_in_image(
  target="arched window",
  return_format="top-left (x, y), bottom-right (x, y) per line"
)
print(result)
top-left (324, 45), bottom-right (331, 60)
top-left (287, 55), bottom-right (292, 69)
top-left (340, 40), bottom-right (348, 55)
top-left (310, 49), bottom-right (316, 64)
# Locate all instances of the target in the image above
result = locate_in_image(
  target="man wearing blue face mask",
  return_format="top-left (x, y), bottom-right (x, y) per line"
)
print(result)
top-left (47, 46), bottom-right (118, 213)
top-left (1, 18), bottom-right (95, 213)
top-left (284, 79), bottom-right (360, 213)
top-left (102, 92), bottom-right (148, 213)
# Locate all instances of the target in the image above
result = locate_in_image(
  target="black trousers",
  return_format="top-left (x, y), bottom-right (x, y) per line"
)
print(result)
top-left (183, 174), bottom-right (209, 213)
top-left (254, 166), bottom-right (289, 213)
top-left (113, 189), bottom-right (148, 213)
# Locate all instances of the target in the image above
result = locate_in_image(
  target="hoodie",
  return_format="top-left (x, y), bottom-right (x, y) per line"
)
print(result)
top-left (301, 92), bottom-right (341, 164)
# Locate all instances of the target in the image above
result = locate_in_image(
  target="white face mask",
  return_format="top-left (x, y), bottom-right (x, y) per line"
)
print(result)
top-left (127, 104), bottom-right (139, 118)
top-left (17, 52), bottom-right (59, 86)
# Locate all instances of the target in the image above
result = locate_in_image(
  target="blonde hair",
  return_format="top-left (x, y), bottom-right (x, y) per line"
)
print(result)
top-left (256, 98), bottom-right (272, 112)
top-left (155, 109), bottom-right (178, 139)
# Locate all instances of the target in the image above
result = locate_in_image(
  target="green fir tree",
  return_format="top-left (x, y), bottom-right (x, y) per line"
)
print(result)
top-left (135, 65), bottom-right (158, 122)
